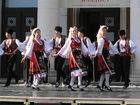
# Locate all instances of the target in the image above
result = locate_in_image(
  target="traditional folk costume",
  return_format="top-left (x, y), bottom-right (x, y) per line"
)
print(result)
top-left (82, 36), bottom-right (95, 87)
top-left (49, 35), bottom-right (67, 87)
top-left (57, 36), bottom-right (89, 90)
top-left (114, 30), bottom-right (136, 88)
top-left (0, 36), bottom-right (24, 87)
top-left (24, 29), bottom-right (50, 89)
top-left (22, 36), bottom-right (46, 87)
top-left (95, 26), bottom-right (119, 91)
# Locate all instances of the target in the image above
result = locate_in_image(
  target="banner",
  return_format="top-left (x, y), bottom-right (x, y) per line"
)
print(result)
top-left (60, 0), bottom-right (130, 8)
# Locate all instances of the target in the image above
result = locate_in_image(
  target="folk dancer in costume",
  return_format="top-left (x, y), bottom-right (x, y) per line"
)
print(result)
top-left (52, 26), bottom-right (91, 91)
top-left (0, 28), bottom-right (25, 87)
top-left (49, 26), bottom-right (67, 88)
top-left (114, 30), bottom-right (136, 89)
top-left (22, 25), bottom-right (37, 87)
top-left (21, 28), bottom-right (51, 91)
top-left (91, 25), bottom-right (119, 91)
top-left (78, 27), bottom-right (96, 87)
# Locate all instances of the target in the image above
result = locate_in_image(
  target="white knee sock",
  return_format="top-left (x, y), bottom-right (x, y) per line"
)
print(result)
top-left (33, 74), bottom-right (39, 87)
top-left (78, 75), bottom-right (83, 88)
top-left (70, 77), bottom-right (76, 86)
top-left (99, 73), bottom-right (105, 87)
top-left (105, 73), bottom-right (111, 87)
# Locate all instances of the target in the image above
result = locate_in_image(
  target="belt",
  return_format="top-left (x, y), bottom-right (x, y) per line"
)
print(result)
top-left (120, 52), bottom-right (130, 56)
top-left (72, 48), bottom-right (81, 50)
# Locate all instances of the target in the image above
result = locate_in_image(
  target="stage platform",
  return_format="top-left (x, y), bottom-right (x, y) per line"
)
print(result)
top-left (0, 83), bottom-right (140, 105)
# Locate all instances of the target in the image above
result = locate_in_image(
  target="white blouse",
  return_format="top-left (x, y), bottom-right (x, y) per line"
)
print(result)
top-left (57, 37), bottom-right (89, 58)
top-left (96, 37), bottom-right (119, 55)
top-left (114, 39), bottom-right (137, 53)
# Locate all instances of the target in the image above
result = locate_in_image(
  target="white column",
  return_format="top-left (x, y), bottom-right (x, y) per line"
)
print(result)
top-left (38, 0), bottom-right (59, 40)
top-left (59, 8), bottom-right (67, 36)
top-left (120, 8), bottom-right (126, 30)
top-left (38, 0), bottom-right (59, 71)
top-left (0, 0), bottom-right (2, 42)
top-left (0, 0), bottom-right (2, 76)
top-left (130, 0), bottom-right (140, 71)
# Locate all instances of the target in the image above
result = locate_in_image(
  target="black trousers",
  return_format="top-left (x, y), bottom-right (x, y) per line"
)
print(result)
top-left (82, 56), bottom-right (93, 81)
top-left (5, 54), bottom-right (19, 85)
top-left (54, 56), bottom-right (66, 83)
top-left (114, 54), bottom-right (130, 85)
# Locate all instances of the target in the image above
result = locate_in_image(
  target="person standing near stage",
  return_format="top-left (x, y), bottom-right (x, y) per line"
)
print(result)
top-left (0, 28), bottom-right (22, 87)
top-left (49, 26), bottom-right (67, 88)
top-left (22, 25), bottom-right (37, 87)
top-left (91, 25), bottom-right (119, 91)
top-left (78, 27), bottom-right (95, 87)
top-left (114, 30), bottom-right (136, 89)
top-left (52, 26), bottom-right (89, 91)
top-left (21, 28), bottom-right (50, 91)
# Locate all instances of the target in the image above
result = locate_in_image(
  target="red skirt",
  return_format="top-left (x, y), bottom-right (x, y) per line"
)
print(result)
top-left (97, 55), bottom-right (108, 73)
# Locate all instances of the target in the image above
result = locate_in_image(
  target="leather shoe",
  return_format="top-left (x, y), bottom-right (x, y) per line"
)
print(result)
top-left (55, 82), bottom-right (60, 88)
top-left (105, 85), bottom-right (112, 91)
top-left (68, 85), bottom-right (75, 91)
top-left (123, 85), bottom-right (128, 89)
top-left (4, 84), bottom-right (9, 87)
top-left (15, 78), bottom-right (20, 84)
top-left (27, 82), bottom-right (32, 87)
top-left (97, 85), bottom-right (104, 91)
top-left (85, 80), bottom-right (91, 87)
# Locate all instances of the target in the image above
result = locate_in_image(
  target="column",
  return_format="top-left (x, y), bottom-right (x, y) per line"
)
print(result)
top-left (0, 0), bottom-right (2, 76)
top-left (38, 0), bottom-right (59, 40)
top-left (120, 8), bottom-right (126, 30)
top-left (130, 0), bottom-right (140, 71)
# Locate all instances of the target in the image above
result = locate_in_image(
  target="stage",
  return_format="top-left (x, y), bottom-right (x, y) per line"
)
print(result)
top-left (0, 83), bottom-right (140, 105)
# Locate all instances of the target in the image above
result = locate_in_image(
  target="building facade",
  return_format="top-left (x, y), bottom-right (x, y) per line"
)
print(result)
top-left (0, 0), bottom-right (140, 83)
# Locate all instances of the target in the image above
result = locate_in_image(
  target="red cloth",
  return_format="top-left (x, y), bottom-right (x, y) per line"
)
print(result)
top-left (29, 53), bottom-right (40, 75)
top-left (97, 55), bottom-right (107, 72)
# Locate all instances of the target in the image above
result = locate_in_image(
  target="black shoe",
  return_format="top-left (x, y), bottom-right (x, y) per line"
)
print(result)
top-left (123, 85), bottom-right (129, 89)
top-left (15, 78), bottom-right (20, 84)
top-left (27, 82), bottom-right (32, 87)
top-left (32, 85), bottom-right (41, 91)
top-left (4, 84), bottom-right (9, 87)
top-left (85, 80), bottom-right (91, 87)
top-left (68, 85), bottom-right (75, 91)
top-left (105, 85), bottom-right (112, 91)
top-left (55, 82), bottom-right (60, 88)
top-left (36, 87), bottom-right (41, 91)
top-left (79, 88), bottom-right (84, 91)
top-left (97, 85), bottom-right (104, 91)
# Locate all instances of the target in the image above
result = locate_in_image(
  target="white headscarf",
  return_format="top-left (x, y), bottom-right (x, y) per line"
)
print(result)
top-left (96, 25), bottom-right (108, 39)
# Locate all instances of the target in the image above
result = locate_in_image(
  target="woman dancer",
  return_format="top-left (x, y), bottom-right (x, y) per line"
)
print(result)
top-left (21, 28), bottom-right (50, 91)
top-left (52, 26), bottom-right (89, 91)
top-left (92, 25), bottom-right (119, 91)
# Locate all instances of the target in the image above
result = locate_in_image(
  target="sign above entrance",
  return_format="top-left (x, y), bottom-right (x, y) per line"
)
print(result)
top-left (60, 0), bottom-right (130, 8)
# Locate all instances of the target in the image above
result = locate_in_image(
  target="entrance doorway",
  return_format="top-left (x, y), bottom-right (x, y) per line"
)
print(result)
top-left (79, 8), bottom-right (120, 81)
top-left (79, 8), bottom-right (120, 43)
top-left (1, 8), bottom-right (37, 78)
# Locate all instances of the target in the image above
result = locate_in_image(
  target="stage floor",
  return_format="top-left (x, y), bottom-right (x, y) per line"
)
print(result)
top-left (0, 83), bottom-right (140, 105)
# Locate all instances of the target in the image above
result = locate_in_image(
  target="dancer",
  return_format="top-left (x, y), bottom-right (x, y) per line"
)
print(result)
top-left (49, 26), bottom-right (67, 87)
top-left (91, 25), bottom-right (119, 91)
top-left (21, 28), bottom-right (50, 91)
top-left (52, 26), bottom-right (90, 91)
top-left (78, 27), bottom-right (95, 87)
top-left (114, 30), bottom-right (136, 89)
top-left (0, 28), bottom-right (23, 87)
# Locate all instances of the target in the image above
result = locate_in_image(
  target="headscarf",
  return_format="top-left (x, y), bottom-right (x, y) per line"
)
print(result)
top-left (96, 25), bottom-right (108, 39)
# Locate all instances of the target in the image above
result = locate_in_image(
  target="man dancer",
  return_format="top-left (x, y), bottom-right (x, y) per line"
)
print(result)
top-left (114, 30), bottom-right (136, 89)
top-left (50, 26), bottom-right (67, 87)
top-left (0, 28), bottom-right (21, 87)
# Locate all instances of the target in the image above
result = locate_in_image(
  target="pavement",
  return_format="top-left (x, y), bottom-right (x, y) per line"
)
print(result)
top-left (0, 82), bottom-right (140, 105)
top-left (0, 82), bottom-right (140, 98)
